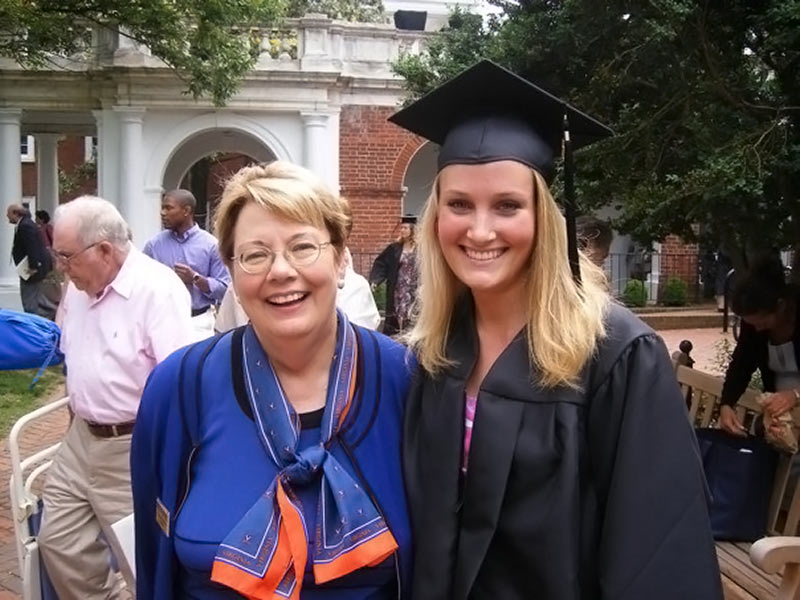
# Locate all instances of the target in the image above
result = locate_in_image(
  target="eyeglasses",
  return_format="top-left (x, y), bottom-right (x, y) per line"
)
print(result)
top-left (52, 241), bottom-right (101, 267)
top-left (232, 240), bottom-right (333, 275)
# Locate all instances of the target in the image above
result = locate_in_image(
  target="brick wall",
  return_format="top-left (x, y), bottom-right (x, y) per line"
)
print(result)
top-left (659, 234), bottom-right (699, 300)
top-left (21, 136), bottom-right (97, 208)
top-left (339, 105), bottom-right (423, 274)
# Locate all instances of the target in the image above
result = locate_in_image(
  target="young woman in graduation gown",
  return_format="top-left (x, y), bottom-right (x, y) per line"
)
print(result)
top-left (393, 60), bottom-right (723, 600)
top-left (131, 162), bottom-right (414, 599)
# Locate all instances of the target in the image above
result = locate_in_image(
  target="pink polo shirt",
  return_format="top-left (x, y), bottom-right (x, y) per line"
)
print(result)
top-left (60, 246), bottom-right (194, 424)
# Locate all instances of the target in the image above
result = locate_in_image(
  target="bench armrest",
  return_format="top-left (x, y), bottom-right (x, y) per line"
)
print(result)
top-left (751, 537), bottom-right (800, 573)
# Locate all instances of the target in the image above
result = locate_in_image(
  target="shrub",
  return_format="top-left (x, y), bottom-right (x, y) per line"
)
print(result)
top-left (371, 282), bottom-right (387, 314)
top-left (623, 279), bottom-right (648, 307)
top-left (711, 337), bottom-right (762, 388)
top-left (661, 277), bottom-right (689, 306)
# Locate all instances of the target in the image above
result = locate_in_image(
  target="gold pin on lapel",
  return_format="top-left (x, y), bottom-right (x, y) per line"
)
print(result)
top-left (156, 498), bottom-right (170, 537)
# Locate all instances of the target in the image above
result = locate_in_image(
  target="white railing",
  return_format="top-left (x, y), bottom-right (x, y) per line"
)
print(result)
top-left (3, 15), bottom-right (429, 77)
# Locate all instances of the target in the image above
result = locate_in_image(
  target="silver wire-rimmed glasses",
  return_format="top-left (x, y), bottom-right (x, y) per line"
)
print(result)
top-left (51, 241), bottom-right (102, 268)
top-left (232, 240), bottom-right (333, 275)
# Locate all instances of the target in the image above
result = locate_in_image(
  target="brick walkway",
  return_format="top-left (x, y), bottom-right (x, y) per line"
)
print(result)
top-left (0, 326), bottom-right (732, 598)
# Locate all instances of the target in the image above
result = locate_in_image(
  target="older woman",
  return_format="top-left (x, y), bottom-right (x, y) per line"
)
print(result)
top-left (131, 161), bottom-right (414, 599)
top-left (393, 60), bottom-right (722, 599)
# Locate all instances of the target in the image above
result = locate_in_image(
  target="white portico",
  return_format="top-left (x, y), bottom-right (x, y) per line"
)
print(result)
top-left (0, 12), bottom-right (446, 308)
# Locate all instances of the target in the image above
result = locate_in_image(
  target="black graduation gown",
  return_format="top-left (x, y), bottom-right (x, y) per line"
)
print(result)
top-left (403, 300), bottom-right (723, 600)
top-left (369, 242), bottom-right (403, 335)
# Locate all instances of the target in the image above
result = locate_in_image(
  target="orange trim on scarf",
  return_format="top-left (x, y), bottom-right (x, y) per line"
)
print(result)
top-left (275, 481), bottom-right (309, 599)
top-left (211, 492), bottom-right (298, 599)
top-left (313, 529), bottom-right (398, 584)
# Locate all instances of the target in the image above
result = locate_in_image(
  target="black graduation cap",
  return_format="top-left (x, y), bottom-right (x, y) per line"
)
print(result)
top-left (400, 214), bottom-right (417, 224)
top-left (389, 59), bottom-right (613, 281)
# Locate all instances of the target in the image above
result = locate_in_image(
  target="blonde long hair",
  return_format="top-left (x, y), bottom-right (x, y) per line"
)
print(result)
top-left (406, 169), bottom-right (609, 388)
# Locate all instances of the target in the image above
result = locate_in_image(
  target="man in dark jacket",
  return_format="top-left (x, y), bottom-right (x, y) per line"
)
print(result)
top-left (7, 204), bottom-right (53, 317)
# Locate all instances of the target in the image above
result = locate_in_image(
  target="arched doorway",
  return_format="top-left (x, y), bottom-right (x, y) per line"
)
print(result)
top-left (401, 141), bottom-right (437, 217)
top-left (162, 129), bottom-right (277, 230)
top-left (179, 153), bottom-right (256, 229)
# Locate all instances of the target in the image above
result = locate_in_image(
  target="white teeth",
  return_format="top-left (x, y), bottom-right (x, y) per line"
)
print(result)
top-left (269, 292), bottom-right (305, 304)
top-left (464, 248), bottom-right (504, 261)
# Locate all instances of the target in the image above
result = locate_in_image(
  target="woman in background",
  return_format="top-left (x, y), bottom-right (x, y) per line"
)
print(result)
top-left (369, 215), bottom-right (418, 336)
top-left (719, 258), bottom-right (800, 435)
top-left (35, 209), bottom-right (54, 248)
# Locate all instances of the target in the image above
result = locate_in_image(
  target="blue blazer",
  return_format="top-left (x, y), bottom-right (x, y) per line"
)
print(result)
top-left (131, 326), bottom-right (415, 599)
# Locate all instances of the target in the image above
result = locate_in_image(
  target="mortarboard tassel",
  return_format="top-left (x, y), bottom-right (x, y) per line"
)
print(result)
top-left (562, 113), bottom-right (582, 284)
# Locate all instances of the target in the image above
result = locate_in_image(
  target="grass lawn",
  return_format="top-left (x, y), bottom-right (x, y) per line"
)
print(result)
top-left (0, 368), bottom-right (65, 438)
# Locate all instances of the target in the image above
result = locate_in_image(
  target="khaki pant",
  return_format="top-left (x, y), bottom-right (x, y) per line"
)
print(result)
top-left (38, 418), bottom-right (135, 600)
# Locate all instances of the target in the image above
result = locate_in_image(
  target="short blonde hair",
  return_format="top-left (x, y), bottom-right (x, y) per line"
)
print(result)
top-left (406, 169), bottom-right (609, 388)
top-left (215, 161), bottom-right (349, 267)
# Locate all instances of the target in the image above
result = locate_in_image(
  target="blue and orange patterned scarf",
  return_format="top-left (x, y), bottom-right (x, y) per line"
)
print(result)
top-left (211, 311), bottom-right (397, 599)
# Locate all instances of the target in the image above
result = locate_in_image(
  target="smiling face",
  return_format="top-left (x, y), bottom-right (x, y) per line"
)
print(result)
top-left (231, 202), bottom-right (345, 346)
top-left (436, 160), bottom-right (536, 303)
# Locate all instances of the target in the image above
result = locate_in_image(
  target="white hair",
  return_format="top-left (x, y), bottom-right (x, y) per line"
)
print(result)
top-left (54, 196), bottom-right (130, 249)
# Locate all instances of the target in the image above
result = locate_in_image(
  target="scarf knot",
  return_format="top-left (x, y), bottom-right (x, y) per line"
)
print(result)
top-left (283, 443), bottom-right (326, 485)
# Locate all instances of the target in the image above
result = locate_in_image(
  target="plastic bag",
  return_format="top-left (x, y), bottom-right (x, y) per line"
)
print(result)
top-left (759, 393), bottom-right (799, 454)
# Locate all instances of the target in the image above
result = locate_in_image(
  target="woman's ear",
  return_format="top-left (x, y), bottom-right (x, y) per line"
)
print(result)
top-left (336, 247), bottom-right (349, 281)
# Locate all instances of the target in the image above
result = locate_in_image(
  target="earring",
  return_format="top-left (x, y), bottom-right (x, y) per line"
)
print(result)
top-left (337, 279), bottom-right (345, 289)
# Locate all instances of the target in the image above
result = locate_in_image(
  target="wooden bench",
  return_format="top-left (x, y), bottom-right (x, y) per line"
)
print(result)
top-left (673, 347), bottom-right (800, 599)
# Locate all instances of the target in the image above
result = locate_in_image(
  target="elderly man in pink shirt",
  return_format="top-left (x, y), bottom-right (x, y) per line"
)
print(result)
top-left (39, 196), bottom-right (194, 600)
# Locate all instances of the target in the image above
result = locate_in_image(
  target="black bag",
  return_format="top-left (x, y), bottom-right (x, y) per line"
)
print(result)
top-left (695, 428), bottom-right (778, 541)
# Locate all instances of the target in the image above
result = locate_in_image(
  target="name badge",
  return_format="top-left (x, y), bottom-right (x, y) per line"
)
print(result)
top-left (156, 498), bottom-right (170, 537)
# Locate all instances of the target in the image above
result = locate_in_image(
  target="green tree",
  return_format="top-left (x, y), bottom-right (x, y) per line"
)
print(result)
top-left (394, 1), bottom-right (800, 272)
top-left (0, 0), bottom-right (289, 105)
top-left (286, 0), bottom-right (384, 23)
top-left (0, 0), bottom-right (388, 106)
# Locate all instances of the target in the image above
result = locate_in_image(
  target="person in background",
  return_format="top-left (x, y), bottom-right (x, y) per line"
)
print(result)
top-left (143, 189), bottom-right (230, 337)
top-left (338, 197), bottom-right (382, 330)
top-left (576, 214), bottom-right (613, 267)
top-left (7, 204), bottom-right (54, 318)
top-left (369, 215), bottom-right (419, 336)
top-left (35, 209), bottom-right (54, 247)
top-left (39, 196), bottom-right (194, 600)
top-left (213, 285), bottom-right (249, 333)
top-left (714, 251), bottom-right (734, 312)
top-left (719, 258), bottom-right (799, 436)
top-left (132, 161), bottom-right (414, 599)
top-left (392, 59), bottom-right (722, 600)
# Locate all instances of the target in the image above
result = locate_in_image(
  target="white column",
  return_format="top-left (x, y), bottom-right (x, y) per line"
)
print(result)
top-left (93, 110), bottom-right (111, 198)
top-left (328, 109), bottom-right (341, 193)
top-left (301, 112), bottom-right (332, 189)
top-left (138, 186), bottom-right (165, 249)
top-left (35, 133), bottom-right (60, 216)
top-left (115, 107), bottom-right (148, 244)
top-left (0, 109), bottom-right (23, 287)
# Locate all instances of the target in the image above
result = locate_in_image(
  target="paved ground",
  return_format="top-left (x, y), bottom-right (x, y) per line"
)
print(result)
top-left (0, 384), bottom-right (68, 598)
top-left (658, 326), bottom-right (734, 375)
top-left (0, 325), bottom-right (733, 598)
